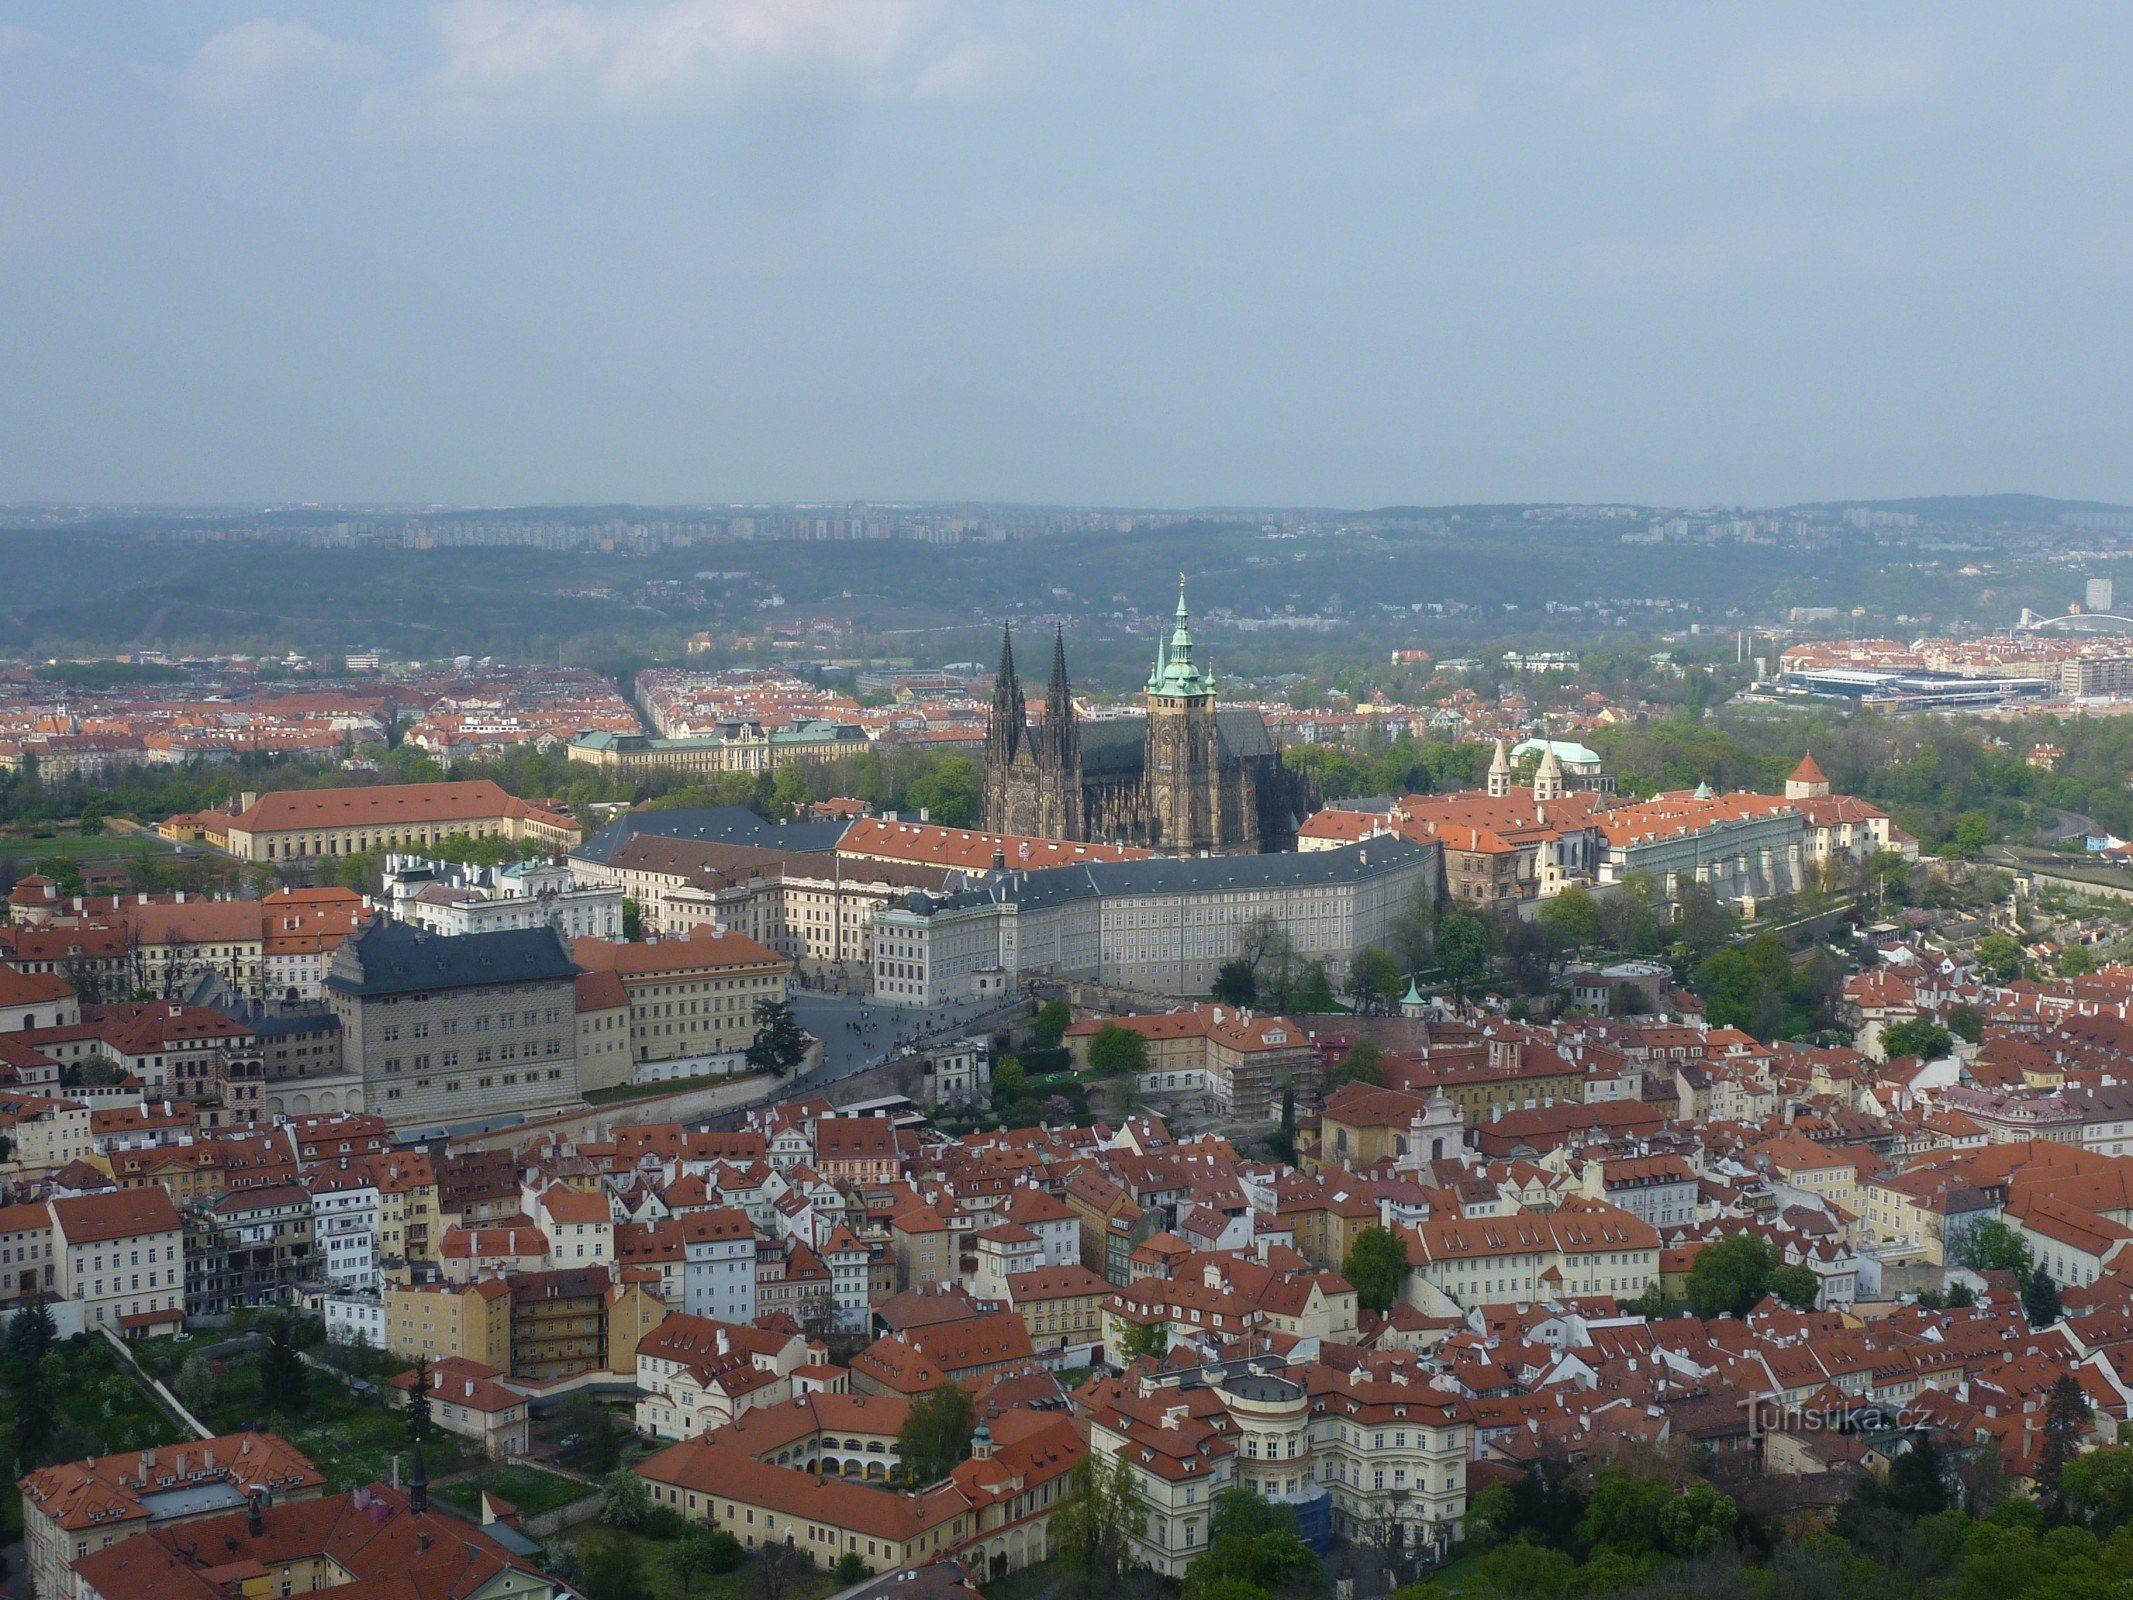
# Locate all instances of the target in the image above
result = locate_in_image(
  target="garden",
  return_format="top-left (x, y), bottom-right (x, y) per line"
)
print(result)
top-left (435, 1462), bottom-right (594, 1521)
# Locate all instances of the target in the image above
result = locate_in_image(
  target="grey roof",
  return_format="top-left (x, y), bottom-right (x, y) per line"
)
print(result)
top-left (897, 835), bottom-right (1432, 917)
top-left (574, 805), bottom-right (850, 865)
top-left (325, 919), bottom-right (579, 999)
top-left (1073, 707), bottom-right (1276, 777)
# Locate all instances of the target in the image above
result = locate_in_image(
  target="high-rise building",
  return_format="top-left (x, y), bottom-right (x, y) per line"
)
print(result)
top-left (2088, 577), bottom-right (2115, 614)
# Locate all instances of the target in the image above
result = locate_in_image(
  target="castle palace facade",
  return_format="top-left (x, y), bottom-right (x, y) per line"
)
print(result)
top-left (980, 581), bottom-right (1309, 855)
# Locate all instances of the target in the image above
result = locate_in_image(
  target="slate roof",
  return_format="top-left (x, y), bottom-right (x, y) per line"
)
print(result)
top-left (573, 805), bottom-right (849, 866)
top-left (324, 919), bottom-right (578, 999)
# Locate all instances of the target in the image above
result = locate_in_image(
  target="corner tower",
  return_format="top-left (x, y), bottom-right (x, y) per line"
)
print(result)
top-left (1144, 576), bottom-right (1221, 853)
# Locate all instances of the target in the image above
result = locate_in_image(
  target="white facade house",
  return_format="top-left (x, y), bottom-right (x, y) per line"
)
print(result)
top-left (306, 1171), bottom-right (381, 1293)
top-left (320, 1291), bottom-right (386, 1347)
top-left (384, 855), bottom-right (625, 941)
top-left (682, 1207), bottom-right (759, 1326)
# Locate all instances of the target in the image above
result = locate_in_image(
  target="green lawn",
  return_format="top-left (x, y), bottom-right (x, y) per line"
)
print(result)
top-left (436, 1463), bottom-right (592, 1520)
top-left (566, 1526), bottom-right (843, 1600)
top-left (0, 832), bottom-right (181, 860)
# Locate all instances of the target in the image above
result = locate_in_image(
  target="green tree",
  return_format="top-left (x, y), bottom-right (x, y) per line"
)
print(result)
top-left (1684, 1233), bottom-right (1794, 1319)
top-left (2061, 943), bottom-right (2097, 976)
top-left (1975, 931), bottom-right (2025, 982)
top-left (1053, 1453), bottom-right (1148, 1600)
top-left (1270, 1086), bottom-right (1297, 1165)
top-left (1952, 1217), bottom-right (2033, 1278)
top-left (581, 1535), bottom-right (650, 1600)
top-left (77, 798), bottom-right (106, 836)
top-left (621, 898), bottom-right (641, 940)
top-left (173, 1353), bottom-right (216, 1416)
top-left (768, 762), bottom-right (811, 817)
top-left (1950, 811), bottom-right (1993, 859)
top-left (904, 754), bottom-right (981, 828)
top-left (1349, 946), bottom-right (1403, 1013)
top-left (261, 1315), bottom-right (310, 1418)
top-left (601, 1467), bottom-right (651, 1529)
top-left (746, 997), bottom-right (808, 1077)
top-left (1033, 1001), bottom-right (1072, 1046)
top-left (1212, 959), bottom-right (1258, 1008)
top-left (1117, 1319), bottom-right (1169, 1364)
top-left (2025, 1262), bottom-right (2062, 1327)
top-left (2039, 1373), bottom-right (2093, 1504)
top-left (2059, 1445), bottom-right (2133, 1534)
top-left (1183, 1489), bottom-right (1324, 1599)
top-left (1085, 1024), bottom-right (1151, 1078)
top-left (1884, 1434), bottom-right (1950, 1517)
top-left (1537, 885), bottom-right (1603, 954)
top-left (1946, 1003), bottom-right (1986, 1044)
top-left (1321, 1038), bottom-right (1384, 1094)
top-left (896, 1381), bottom-right (976, 1484)
top-left (992, 1055), bottom-right (1029, 1099)
top-left (1879, 1017), bottom-right (1954, 1061)
top-left (1769, 1263), bottom-right (1822, 1311)
top-left (1341, 1225), bottom-right (1411, 1312)
top-left (833, 1553), bottom-right (875, 1585)
top-left (1435, 909), bottom-right (1494, 1001)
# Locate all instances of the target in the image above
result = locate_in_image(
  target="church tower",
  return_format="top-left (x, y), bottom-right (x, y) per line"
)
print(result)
top-left (1533, 743), bottom-right (1566, 802)
top-left (1039, 625), bottom-right (1082, 838)
top-left (1487, 739), bottom-right (1511, 798)
top-left (981, 625), bottom-right (1032, 833)
top-left (1144, 576), bottom-right (1221, 854)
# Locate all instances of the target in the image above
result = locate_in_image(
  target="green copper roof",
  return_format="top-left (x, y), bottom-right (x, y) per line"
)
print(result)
top-left (1402, 976), bottom-right (1425, 1005)
top-left (1148, 575), bottom-right (1212, 698)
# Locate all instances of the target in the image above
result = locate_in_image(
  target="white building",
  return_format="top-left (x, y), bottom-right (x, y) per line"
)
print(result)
top-left (306, 1168), bottom-right (381, 1293)
top-left (50, 1190), bottom-right (185, 1333)
top-left (384, 855), bottom-right (624, 941)
top-left (681, 1207), bottom-right (758, 1325)
top-left (319, 1291), bottom-right (386, 1347)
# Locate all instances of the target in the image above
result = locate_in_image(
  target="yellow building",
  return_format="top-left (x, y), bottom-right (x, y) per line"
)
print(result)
top-left (222, 779), bottom-right (580, 863)
top-left (567, 722), bottom-right (868, 778)
top-left (573, 929), bottom-right (793, 1068)
top-left (1311, 1082), bottom-right (1433, 1173)
top-left (383, 1278), bottom-right (512, 1369)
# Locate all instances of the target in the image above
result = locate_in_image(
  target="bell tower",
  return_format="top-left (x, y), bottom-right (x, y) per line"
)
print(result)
top-left (1144, 576), bottom-right (1220, 854)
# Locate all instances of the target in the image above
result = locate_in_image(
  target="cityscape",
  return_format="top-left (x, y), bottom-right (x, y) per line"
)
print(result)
top-left (7, 13), bottom-right (2133, 1600)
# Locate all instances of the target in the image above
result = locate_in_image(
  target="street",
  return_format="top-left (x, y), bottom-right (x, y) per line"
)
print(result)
top-left (787, 990), bottom-right (1029, 1085)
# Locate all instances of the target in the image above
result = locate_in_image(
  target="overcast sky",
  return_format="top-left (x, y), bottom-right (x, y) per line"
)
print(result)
top-left (4, 3), bottom-right (2131, 510)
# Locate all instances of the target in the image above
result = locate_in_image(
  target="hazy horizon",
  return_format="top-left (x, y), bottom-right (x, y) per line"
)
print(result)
top-left (6, 4), bottom-right (2132, 510)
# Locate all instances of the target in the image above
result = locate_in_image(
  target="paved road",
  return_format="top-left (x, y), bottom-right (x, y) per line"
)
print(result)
top-left (788, 990), bottom-right (1027, 1084)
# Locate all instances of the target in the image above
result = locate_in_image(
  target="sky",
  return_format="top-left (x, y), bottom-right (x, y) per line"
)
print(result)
top-left (4, 3), bottom-right (2133, 511)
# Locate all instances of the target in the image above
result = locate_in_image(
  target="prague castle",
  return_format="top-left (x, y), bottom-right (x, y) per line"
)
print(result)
top-left (980, 579), bottom-right (1308, 854)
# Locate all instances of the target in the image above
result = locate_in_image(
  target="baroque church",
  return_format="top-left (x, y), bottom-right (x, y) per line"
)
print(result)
top-left (980, 580), bottom-right (1310, 855)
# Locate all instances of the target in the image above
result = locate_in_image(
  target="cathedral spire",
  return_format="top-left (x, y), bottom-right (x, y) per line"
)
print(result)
top-left (987, 623), bottom-right (1027, 764)
top-left (1152, 573), bottom-right (1210, 698)
top-left (1045, 625), bottom-right (1079, 768)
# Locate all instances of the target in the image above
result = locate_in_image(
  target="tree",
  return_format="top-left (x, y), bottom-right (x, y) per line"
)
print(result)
top-left (904, 754), bottom-right (981, 828)
top-left (2060, 943), bottom-right (2097, 976)
top-left (1884, 1434), bottom-right (1950, 1518)
top-left (2058, 1444), bottom-right (2133, 1534)
top-left (1950, 811), bottom-right (1993, 859)
top-left (602, 1467), bottom-right (652, 1529)
top-left (2024, 1261), bottom-right (2062, 1328)
top-left (992, 1055), bottom-right (1029, 1100)
top-left (768, 763), bottom-right (811, 818)
top-left (1622, 1283), bottom-right (1671, 1321)
top-left (1951, 1217), bottom-right (2032, 1278)
top-left (1117, 1319), bottom-right (1169, 1364)
top-left (175, 1353), bottom-right (216, 1415)
top-left (1033, 1001), bottom-right (1072, 1046)
top-left (1053, 1452), bottom-right (1148, 1600)
top-left (1946, 1003), bottom-right (1986, 1044)
top-left (1684, 1234), bottom-right (1800, 1319)
top-left (77, 798), bottom-right (106, 836)
top-left (833, 1553), bottom-right (874, 1584)
top-left (1350, 946), bottom-right (1403, 1013)
top-left (755, 1539), bottom-right (813, 1600)
top-left (1270, 1086), bottom-right (1297, 1165)
top-left (896, 1381), bottom-right (976, 1484)
top-left (1975, 931), bottom-right (2024, 983)
top-left (1693, 948), bottom-right (1764, 1033)
top-left (1342, 1225), bottom-right (1411, 1313)
top-left (1435, 909), bottom-right (1493, 1001)
top-left (1321, 1038), bottom-right (1384, 1094)
top-left (581, 1536), bottom-right (650, 1600)
top-left (746, 998), bottom-right (808, 1077)
top-left (1085, 1024), bottom-right (1151, 1079)
top-left (1212, 959), bottom-right (1258, 1008)
top-left (5, 1296), bottom-right (57, 1372)
top-left (1183, 1489), bottom-right (1323, 1599)
top-left (261, 1316), bottom-right (309, 1418)
top-left (1537, 885), bottom-right (1603, 955)
top-left (666, 1538), bottom-right (711, 1595)
top-left (621, 898), bottom-right (642, 940)
top-left (2038, 1373), bottom-right (2093, 1504)
top-left (1879, 1017), bottom-right (1954, 1061)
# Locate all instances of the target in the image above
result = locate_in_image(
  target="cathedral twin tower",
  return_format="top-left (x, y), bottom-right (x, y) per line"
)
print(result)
top-left (979, 579), bottom-right (1307, 856)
